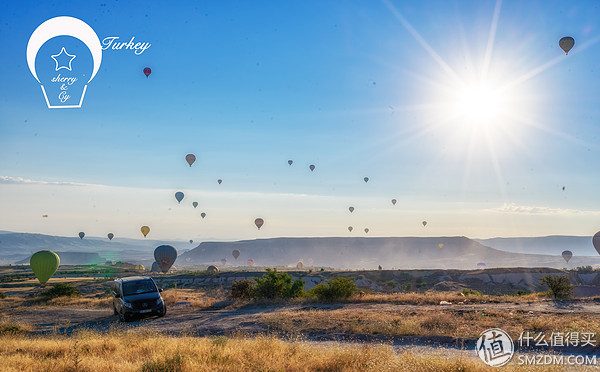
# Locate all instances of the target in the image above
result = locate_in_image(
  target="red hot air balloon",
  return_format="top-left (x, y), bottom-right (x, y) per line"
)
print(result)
top-left (143, 67), bottom-right (152, 77)
top-left (255, 218), bottom-right (264, 230)
top-left (185, 154), bottom-right (196, 167)
top-left (247, 259), bottom-right (254, 266)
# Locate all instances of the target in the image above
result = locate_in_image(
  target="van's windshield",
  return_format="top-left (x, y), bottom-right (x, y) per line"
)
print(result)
top-left (122, 280), bottom-right (157, 296)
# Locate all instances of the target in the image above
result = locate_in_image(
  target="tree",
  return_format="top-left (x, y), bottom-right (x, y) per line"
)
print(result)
top-left (253, 269), bottom-right (304, 299)
top-left (539, 275), bottom-right (573, 299)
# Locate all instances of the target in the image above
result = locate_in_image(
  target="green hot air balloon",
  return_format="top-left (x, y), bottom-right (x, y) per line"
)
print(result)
top-left (30, 250), bottom-right (60, 286)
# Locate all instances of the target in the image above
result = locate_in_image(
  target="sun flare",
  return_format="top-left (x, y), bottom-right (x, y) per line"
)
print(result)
top-left (454, 84), bottom-right (504, 127)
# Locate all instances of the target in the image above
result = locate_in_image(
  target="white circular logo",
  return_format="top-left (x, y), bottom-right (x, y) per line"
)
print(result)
top-left (476, 328), bottom-right (514, 367)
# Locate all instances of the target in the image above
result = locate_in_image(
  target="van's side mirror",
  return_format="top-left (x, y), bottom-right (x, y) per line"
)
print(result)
top-left (159, 288), bottom-right (163, 292)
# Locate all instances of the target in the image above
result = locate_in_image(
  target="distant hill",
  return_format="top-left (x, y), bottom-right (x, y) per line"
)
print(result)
top-left (475, 236), bottom-right (598, 257)
top-left (0, 232), bottom-right (189, 265)
top-left (3, 232), bottom-right (600, 269)
top-left (179, 236), bottom-right (600, 270)
top-left (15, 251), bottom-right (104, 265)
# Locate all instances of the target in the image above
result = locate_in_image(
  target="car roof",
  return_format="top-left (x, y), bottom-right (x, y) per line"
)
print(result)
top-left (115, 276), bottom-right (153, 283)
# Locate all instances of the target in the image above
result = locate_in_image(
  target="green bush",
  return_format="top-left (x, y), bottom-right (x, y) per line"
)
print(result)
top-left (253, 269), bottom-right (304, 299)
top-left (539, 275), bottom-right (573, 299)
top-left (230, 279), bottom-right (255, 299)
top-left (40, 283), bottom-right (81, 298)
top-left (309, 276), bottom-right (356, 300)
top-left (0, 291), bottom-right (6, 299)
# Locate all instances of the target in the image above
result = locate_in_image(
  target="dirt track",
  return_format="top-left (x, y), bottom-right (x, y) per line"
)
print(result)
top-left (6, 299), bottom-right (600, 355)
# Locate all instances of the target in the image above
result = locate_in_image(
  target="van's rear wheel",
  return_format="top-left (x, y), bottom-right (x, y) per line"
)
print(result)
top-left (119, 310), bottom-right (128, 322)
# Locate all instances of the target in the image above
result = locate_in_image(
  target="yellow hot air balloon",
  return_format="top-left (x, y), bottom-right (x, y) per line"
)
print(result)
top-left (141, 226), bottom-right (150, 237)
top-left (438, 243), bottom-right (444, 249)
top-left (30, 250), bottom-right (60, 286)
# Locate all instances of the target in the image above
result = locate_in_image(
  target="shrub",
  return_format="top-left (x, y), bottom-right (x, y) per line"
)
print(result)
top-left (309, 276), bottom-right (356, 300)
top-left (253, 269), bottom-right (304, 299)
top-left (539, 275), bottom-right (573, 299)
top-left (141, 353), bottom-right (184, 372)
top-left (40, 283), bottom-right (81, 298)
top-left (0, 291), bottom-right (6, 299)
top-left (231, 279), bottom-right (255, 299)
top-left (575, 266), bottom-right (595, 273)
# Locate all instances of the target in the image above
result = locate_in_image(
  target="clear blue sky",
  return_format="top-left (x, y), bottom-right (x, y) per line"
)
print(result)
top-left (1, 0), bottom-right (600, 241)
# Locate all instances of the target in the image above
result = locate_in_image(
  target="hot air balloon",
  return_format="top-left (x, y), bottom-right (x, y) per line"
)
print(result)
top-left (143, 67), bottom-right (152, 77)
top-left (477, 262), bottom-right (486, 269)
top-left (108, 233), bottom-right (114, 240)
top-left (349, 207), bottom-right (354, 213)
top-left (185, 257), bottom-right (191, 262)
top-left (562, 250), bottom-right (573, 263)
top-left (559, 36), bottom-right (575, 55)
top-left (288, 160), bottom-right (293, 165)
top-left (192, 201), bottom-right (198, 208)
top-left (175, 192), bottom-right (184, 204)
top-left (594, 231), bottom-right (600, 255)
top-left (42, 214), bottom-right (48, 218)
top-left (309, 164), bottom-right (315, 171)
top-left (185, 154), bottom-right (196, 167)
top-left (348, 226), bottom-right (353, 232)
top-left (154, 245), bottom-right (177, 273)
top-left (307, 258), bottom-right (314, 265)
top-left (438, 243), bottom-right (444, 249)
top-left (78, 232), bottom-right (85, 239)
top-left (364, 177), bottom-right (369, 183)
top-left (189, 240), bottom-right (193, 244)
top-left (217, 179), bottom-right (222, 184)
top-left (422, 221), bottom-right (427, 227)
top-left (207, 265), bottom-right (219, 272)
top-left (151, 262), bottom-right (160, 272)
top-left (221, 258), bottom-right (227, 266)
top-left (141, 226), bottom-right (150, 237)
top-left (391, 199), bottom-right (397, 205)
top-left (364, 228), bottom-right (369, 234)
top-left (296, 262), bottom-right (304, 269)
top-left (30, 250), bottom-right (60, 286)
top-left (232, 250), bottom-right (240, 260)
top-left (201, 212), bottom-right (206, 219)
top-left (255, 218), bottom-right (264, 230)
top-left (247, 259), bottom-right (254, 266)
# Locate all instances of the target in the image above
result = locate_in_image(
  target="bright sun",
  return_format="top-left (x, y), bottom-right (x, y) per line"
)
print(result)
top-left (453, 84), bottom-right (504, 127)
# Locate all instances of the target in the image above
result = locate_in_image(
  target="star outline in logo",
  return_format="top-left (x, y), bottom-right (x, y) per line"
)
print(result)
top-left (51, 47), bottom-right (76, 71)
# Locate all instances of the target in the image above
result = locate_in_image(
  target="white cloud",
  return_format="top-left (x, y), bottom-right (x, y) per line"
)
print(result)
top-left (0, 176), bottom-right (102, 187)
top-left (489, 203), bottom-right (600, 216)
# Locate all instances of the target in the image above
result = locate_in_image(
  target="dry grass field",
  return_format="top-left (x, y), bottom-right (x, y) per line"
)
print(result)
top-left (0, 329), bottom-right (579, 372)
